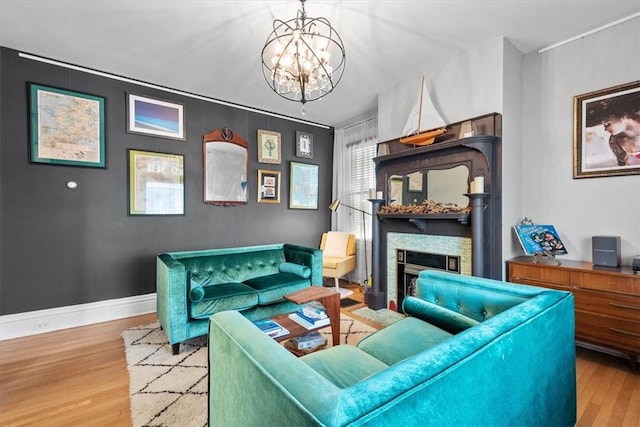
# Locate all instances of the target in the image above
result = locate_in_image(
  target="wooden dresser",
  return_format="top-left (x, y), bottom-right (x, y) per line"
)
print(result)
top-left (507, 256), bottom-right (640, 371)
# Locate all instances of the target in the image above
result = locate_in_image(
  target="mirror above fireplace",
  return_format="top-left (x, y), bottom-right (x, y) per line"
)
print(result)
top-left (387, 164), bottom-right (470, 208)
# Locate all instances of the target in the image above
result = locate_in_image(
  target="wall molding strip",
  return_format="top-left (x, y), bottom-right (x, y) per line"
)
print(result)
top-left (0, 293), bottom-right (156, 341)
top-left (18, 52), bottom-right (331, 129)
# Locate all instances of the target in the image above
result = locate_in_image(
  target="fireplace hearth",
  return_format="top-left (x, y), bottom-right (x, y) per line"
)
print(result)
top-left (396, 248), bottom-right (461, 311)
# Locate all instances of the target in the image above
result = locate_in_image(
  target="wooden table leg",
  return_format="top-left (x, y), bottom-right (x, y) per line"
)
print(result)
top-left (319, 292), bottom-right (340, 346)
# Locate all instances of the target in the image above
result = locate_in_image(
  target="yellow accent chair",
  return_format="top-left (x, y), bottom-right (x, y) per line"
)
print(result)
top-left (320, 231), bottom-right (356, 298)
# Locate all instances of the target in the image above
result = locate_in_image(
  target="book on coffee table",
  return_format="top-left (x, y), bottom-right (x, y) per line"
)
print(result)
top-left (288, 310), bottom-right (331, 329)
top-left (253, 319), bottom-right (288, 337)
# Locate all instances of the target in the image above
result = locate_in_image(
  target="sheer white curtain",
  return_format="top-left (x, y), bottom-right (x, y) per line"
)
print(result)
top-left (332, 117), bottom-right (378, 284)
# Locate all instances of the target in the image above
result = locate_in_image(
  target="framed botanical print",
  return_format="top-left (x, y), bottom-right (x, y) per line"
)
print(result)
top-left (573, 80), bottom-right (640, 178)
top-left (257, 129), bottom-right (281, 164)
top-left (258, 169), bottom-right (281, 203)
top-left (295, 131), bottom-right (313, 158)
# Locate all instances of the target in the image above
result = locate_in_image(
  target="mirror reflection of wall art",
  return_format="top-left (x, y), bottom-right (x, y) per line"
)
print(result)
top-left (29, 83), bottom-right (106, 168)
top-left (127, 93), bottom-right (185, 141)
top-left (128, 149), bottom-right (184, 215)
top-left (258, 169), bottom-right (281, 203)
top-left (573, 80), bottom-right (640, 178)
top-left (295, 131), bottom-right (313, 158)
top-left (407, 171), bottom-right (423, 192)
top-left (289, 162), bottom-right (319, 209)
top-left (257, 129), bottom-right (282, 164)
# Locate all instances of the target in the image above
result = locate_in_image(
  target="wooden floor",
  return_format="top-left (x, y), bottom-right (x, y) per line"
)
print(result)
top-left (1, 288), bottom-right (638, 427)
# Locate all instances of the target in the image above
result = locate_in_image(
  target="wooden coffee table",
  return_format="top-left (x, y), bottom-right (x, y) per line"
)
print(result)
top-left (271, 286), bottom-right (340, 346)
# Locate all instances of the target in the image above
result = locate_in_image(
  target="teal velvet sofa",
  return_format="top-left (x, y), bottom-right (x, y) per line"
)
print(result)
top-left (208, 270), bottom-right (576, 426)
top-left (157, 243), bottom-right (322, 354)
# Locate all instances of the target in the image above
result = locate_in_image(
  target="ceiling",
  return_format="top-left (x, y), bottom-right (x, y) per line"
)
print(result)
top-left (1, 1), bottom-right (639, 128)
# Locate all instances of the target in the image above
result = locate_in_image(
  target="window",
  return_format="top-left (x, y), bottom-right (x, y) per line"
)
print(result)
top-left (333, 117), bottom-right (377, 282)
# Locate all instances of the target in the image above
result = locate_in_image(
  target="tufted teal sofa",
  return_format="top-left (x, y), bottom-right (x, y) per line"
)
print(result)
top-left (157, 243), bottom-right (322, 354)
top-left (208, 270), bottom-right (576, 426)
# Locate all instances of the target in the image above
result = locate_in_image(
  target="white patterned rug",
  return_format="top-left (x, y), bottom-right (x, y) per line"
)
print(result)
top-left (121, 313), bottom-right (377, 427)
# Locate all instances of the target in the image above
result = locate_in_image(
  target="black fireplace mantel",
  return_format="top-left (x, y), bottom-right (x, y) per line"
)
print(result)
top-left (367, 116), bottom-right (502, 310)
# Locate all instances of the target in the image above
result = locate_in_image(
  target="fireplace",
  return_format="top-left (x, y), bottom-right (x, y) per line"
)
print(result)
top-left (388, 232), bottom-right (471, 310)
top-left (367, 113), bottom-right (502, 310)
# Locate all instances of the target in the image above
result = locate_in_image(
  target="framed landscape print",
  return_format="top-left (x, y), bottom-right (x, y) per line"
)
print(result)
top-left (127, 93), bottom-right (185, 141)
top-left (257, 129), bottom-right (281, 164)
top-left (258, 169), bottom-right (281, 203)
top-left (573, 80), bottom-right (640, 178)
top-left (289, 162), bottom-right (318, 209)
top-left (29, 83), bottom-right (106, 168)
top-left (128, 149), bottom-right (185, 215)
top-left (295, 131), bottom-right (313, 158)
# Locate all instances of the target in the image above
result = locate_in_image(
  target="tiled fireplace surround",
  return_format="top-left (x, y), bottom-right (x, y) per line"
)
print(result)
top-left (368, 113), bottom-right (502, 310)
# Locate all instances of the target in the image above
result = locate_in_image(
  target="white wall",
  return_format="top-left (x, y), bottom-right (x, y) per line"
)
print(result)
top-left (378, 37), bottom-right (504, 142)
top-left (501, 39), bottom-right (525, 266)
top-left (522, 16), bottom-right (640, 265)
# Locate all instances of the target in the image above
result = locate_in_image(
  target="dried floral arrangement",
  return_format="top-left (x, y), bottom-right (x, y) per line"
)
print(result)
top-left (378, 199), bottom-right (471, 215)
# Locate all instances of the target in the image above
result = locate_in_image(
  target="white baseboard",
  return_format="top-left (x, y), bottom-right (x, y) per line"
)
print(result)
top-left (0, 293), bottom-right (156, 341)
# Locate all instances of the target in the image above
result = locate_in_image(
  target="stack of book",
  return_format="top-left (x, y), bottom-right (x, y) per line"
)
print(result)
top-left (288, 301), bottom-right (330, 329)
top-left (252, 319), bottom-right (289, 338)
top-left (288, 331), bottom-right (327, 350)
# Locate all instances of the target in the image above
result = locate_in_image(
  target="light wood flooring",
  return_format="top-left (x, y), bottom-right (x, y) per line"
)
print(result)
top-left (1, 286), bottom-right (638, 427)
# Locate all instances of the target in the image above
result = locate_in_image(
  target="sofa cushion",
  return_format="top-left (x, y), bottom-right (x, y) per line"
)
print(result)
top-left (301, 345), bottom-right (389, 388)
top-left (322, 256), bottom-right (343, 269)
top-left (244, 273), bottom-right (310, 305)
top-left (357, 317), bottom-right (453, 365)
top-left (279, 262), bottom-right (311, 279)
top-left (189, 282), bottom-right (259, 319)
top-left (403, 296), bottom-right (480, 334)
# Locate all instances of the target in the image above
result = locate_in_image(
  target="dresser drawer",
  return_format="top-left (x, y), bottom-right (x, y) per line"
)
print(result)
top-left (508, 264), bottom-right (571, 288)
top-left (576, 311), bottom-right (640, 353)
top-left (571, 271), bottom-right (640, 294)
top-left (573, 290), bottom-right (640, 322)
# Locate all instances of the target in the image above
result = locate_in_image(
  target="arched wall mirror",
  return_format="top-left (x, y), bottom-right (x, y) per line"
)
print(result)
top-left (203, 127), bottom-right (248, 206)
top-left (386, 164), bottom-right (470, 208)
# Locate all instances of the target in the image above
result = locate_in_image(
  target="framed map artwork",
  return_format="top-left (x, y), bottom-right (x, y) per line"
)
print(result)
top-left (289, 162), bottom-right (319, 209)
top-left (29, 83), bottom-right (106, 168)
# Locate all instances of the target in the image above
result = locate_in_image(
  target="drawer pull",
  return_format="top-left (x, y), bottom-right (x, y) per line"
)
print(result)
top-left (609, 327), bottom-right (640, 338)
top-left (609, 302), bottom-right (640, 312)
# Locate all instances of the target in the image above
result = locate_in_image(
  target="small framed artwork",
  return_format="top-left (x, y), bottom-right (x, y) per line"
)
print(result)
top-left (29, 83), bottom-right (106, 168)
top-left (295, 131), bottom-right (313, 158)
top-left (289, 161), bottom-right (319, 209)
top-left (127, 93), bottom-right (185, 141)
top-left (573, 80), bottom-right (640, 178)
top-left (257, 129), bottom-right (281, 164)
top-left (258, 169), bottom-right (281, 203)
top-left (128, 149), bottom-right (185, 215)
top-left (407, 171), bottom-right (423, 192)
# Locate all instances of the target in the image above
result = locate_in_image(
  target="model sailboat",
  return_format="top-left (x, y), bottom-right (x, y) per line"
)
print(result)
top-left (399, 77), bottom-right (447, 146)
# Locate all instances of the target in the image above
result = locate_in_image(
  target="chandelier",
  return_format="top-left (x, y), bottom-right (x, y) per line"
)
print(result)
top-left (261, 0), bottom-right (346, 113)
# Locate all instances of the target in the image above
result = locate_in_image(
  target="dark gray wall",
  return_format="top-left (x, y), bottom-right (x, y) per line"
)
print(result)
top-left (0, 47), bottom-right (333, 315)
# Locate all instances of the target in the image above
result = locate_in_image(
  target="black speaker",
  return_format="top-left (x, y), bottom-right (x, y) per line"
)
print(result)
top-left (592, 236), bottom-right (621, 267)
